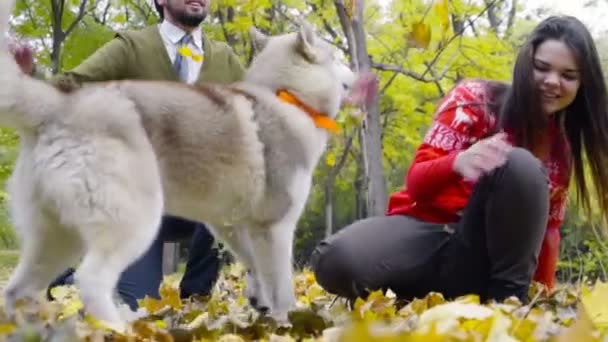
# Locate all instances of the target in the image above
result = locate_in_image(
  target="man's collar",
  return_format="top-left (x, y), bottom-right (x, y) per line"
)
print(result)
top-left (159, 20), bottom-right (204, 50)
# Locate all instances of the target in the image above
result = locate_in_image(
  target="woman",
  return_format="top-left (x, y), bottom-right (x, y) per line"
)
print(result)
top-left (311, 16), bottom-right (608, 304)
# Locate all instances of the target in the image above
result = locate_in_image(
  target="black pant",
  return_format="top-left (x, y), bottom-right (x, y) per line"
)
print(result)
top-left (48, 215), bottom-right (220, 310)
top-left (117, 216), bottom-right (221, 307)
top-left (311, 148), bottom-right (549, 303)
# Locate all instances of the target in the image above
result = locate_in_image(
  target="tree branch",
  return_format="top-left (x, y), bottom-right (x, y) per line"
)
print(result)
top-left (506, 0), bottom-right (518, 37)
top-left (371, 61), bottom-right (449, 83)
top-left (64, 0), bottom-right (89, 37)
top-left (329, 131), bottom-right (356, 180)
top-left (379, 72), bottom-right (399, 95)
top-left (124, 0), bottom-right (154, 23)
top-left (485, 0), bottom-right (500, 33)
top-left (19, 0), bottom-right (50, 51)
top-left (420, 0), bottom-right (502, 78)
top-left (273, 6), bottom-right (349, 55)
top-left (334, 0), bottom-right (357, 68)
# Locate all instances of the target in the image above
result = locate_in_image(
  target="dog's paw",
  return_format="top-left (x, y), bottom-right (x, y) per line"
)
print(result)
top-left (3, 286), bottom-right (28, 318)
top-left (270, 310), bottom-right (291, 328)
top-left (274, 289), bottom-right (297, 314)
top-left (248, 292), bottom-right (275, 316)
top-left (248, 295), bottom-right (272, 315)
top-left (117, 303), bottom-right (147, 323)
top-left (244, 270), bottom-right (259, 299)
top-left (244, 270), bottom-right (271, 313)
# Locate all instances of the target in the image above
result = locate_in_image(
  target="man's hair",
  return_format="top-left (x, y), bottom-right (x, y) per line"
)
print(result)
top-left (154, 0), bottom-right (163, 20)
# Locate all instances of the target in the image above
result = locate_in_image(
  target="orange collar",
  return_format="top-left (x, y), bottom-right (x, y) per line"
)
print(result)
top-left (276, 90), bottom-right (340, 134)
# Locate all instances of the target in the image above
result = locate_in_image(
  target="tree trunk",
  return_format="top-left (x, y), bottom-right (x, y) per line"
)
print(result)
top-left (334, 0), bottom-right (387, 218)
top-left (323, 134), bottom-right (355, 237)
top-left (163, 243), bottom-right (180, 275)
top-left (350, 2), bottom-right (388, 217)
top-left (485, 0), bottom-right (500, 33)
top-left (50, 36), bottom-right (63, 75)
top-left (324, 180), bottom-right (334, 238)
top-left (49, 0), bottom-right (89, 74)
top-left (505, 0), bottom-right (518, 37)
top-left (355, 150), bottom-right (366, 219)
top-left (50, 0), bottom-right (64, 74)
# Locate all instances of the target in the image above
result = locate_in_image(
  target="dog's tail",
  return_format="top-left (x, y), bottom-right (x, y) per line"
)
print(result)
top-left (0, 0), bottom-right (64, 131)
top-left (0, 0), bottom-right (13, 41)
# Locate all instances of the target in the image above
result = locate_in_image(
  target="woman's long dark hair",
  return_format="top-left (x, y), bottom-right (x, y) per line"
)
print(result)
top-left (499, 16), bottom-right (608, 224)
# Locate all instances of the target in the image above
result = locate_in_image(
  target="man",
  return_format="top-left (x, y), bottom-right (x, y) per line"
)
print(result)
top-left (12, 0), bottom-right (245, 310)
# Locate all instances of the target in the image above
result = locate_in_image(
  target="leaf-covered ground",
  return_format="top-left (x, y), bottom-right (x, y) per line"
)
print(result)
top-left (0, 263), bottom-right (606, 341)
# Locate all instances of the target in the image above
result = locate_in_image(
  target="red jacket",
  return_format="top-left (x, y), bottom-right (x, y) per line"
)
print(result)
top-left (387, 79), bottom-right (571, 289)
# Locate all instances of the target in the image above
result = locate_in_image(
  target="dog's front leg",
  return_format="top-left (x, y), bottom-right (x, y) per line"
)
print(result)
top-left (208, 225), bottom-right (271, 312)
top-left (248, 223), bottom-right (297, 324)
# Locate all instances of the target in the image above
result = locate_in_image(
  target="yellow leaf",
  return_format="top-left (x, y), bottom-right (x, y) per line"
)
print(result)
top-left (154, 320), bottom-right (167, 329)
top-left (178, 46), bottom-right (193, 57)
top-left (178, 46), bottom-right (203, 63)
top-left (60, 296), bottom-right (83, 319)
top-left (304, 269), bottom-right (316, 285)
top-left (409, 22), bottom-right (431, 49)
top-left (326, 152), bottom-right (336, 167)
top-left (345, 0), bottom-right (355, 19)
top-left (218, 334), bottom-right (245, 342)
top-left (0, 323), bottom-right (16, 335)
top-left (138, 295), bottom-right (167, 315)
top-left (555, 307), bottom-right (598, 342)
top-left (434, 0), bottom-right (450, 32)
top-left (49, 285), bottom-right (72, 301)
top-left (50, 285), bottom-right (83, 319)
top-left (159, 282), bottom-right (183, 311)
top-left (486, 310), bottom-right (518, 342)
top-left (298, 295), bottom-right (311, 306)
top-left (417, 302), bottom-right (494, 334)
top-left (581, 281), bottom-right (608, 329)
top-left (454, 294), bottom-right (481, 304)
top-left (510, 317), bottom-right (538, 341)
top-left (236, 295), bottom-right (247, 307)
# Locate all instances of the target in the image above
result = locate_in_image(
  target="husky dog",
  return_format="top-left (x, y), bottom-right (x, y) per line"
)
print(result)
top-left (0, 0), bottom-right (357, 330)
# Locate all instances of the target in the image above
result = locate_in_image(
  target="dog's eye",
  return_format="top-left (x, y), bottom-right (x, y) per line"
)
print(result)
top-left (342, 83), bottom-right (349, 91)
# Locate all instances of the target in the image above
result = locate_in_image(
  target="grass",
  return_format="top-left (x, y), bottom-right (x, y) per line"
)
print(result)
top-left (0, 249), bottom-right (18, 285)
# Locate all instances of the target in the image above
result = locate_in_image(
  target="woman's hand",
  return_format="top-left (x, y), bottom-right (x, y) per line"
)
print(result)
top-left (453, 132), bottom-right (513, 181)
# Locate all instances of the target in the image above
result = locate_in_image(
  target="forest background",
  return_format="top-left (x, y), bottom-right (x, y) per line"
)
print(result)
top-left (0, 0), bottom-right (607, 287)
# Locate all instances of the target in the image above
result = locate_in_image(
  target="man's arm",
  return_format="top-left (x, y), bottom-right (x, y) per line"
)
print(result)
top-left (33, 34), bottom-right (133, 88)
top-left (226, 48), bottom-right (246, 82)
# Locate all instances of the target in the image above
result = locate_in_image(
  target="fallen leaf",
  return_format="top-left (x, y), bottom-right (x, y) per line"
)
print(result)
top-left (581, 281), bottom-right (608, 329)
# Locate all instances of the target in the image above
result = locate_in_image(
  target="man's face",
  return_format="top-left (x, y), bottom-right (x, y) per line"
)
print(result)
top-left (160, 0), bottom-right (210, 28)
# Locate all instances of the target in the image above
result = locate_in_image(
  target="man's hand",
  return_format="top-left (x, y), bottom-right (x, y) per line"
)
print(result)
top-left (453, 132), bottom-right (513, 182)
top-left (8, 40), bottom-right (34, 75)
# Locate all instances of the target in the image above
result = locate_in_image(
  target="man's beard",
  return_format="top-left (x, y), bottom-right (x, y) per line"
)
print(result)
top-left (166, 1), bottom-right (207, 27)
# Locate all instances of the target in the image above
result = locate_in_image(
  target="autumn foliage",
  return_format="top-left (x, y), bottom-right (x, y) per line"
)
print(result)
top-left (0, 264), bottom-right (605, 341)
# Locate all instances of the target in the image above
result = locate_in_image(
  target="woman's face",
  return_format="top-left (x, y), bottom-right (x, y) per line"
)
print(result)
top-left (533, 39), bottom-right (581, 115)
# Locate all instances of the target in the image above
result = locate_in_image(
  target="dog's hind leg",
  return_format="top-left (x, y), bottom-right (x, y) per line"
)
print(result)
top-left (248, 223), bottom-right (297, 323)
top-left (73, 211), bottom-right (161, 331)
top-left (4, 222), bottom-right (83, 314)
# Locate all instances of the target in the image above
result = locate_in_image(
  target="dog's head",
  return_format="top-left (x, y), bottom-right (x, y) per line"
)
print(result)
top-left (246, 21), bottom-right (356, 119)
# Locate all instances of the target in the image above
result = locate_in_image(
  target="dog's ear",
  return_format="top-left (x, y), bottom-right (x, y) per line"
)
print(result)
top-left (249, 26), bottom-right (269, 52)
top-left (296, 21), bottom-right (317, 62)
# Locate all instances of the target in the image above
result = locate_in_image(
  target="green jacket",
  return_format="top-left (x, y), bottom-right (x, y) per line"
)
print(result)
top-left (42, 25), bottom-right (245, 88)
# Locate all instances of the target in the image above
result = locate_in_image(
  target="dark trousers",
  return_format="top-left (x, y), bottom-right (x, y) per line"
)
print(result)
top-left (48, 215), bottom-right (220, 310)
top-left (311, 148), bottom-right (550, 303)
